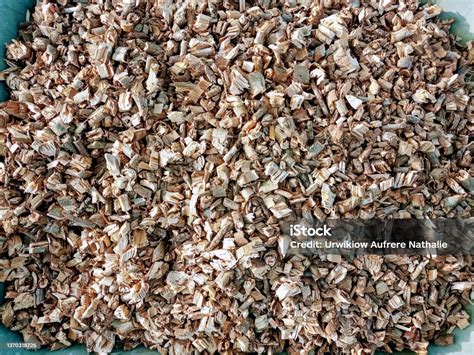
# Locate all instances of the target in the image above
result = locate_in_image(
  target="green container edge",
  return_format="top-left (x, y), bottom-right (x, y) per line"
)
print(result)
top-left (0, 0), bottom-right (472, 354)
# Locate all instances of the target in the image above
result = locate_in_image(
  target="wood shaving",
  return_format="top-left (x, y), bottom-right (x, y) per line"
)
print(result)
top-left (0, 0), bottom-right (473, 353)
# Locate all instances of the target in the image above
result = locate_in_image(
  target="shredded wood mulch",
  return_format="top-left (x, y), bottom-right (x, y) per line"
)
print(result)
top-left (0, 0), bottom-right (473, 353)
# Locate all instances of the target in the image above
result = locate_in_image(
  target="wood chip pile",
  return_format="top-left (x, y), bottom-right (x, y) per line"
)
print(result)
top-left (0, 0), bottom-right (473, 353)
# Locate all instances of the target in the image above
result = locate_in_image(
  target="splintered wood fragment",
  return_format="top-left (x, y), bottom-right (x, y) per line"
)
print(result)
top-left (237, 170), bottom-right (259, 186)
top-left (118, 194), bottom-right (131, 212)
top-left (105, 153), bottom-right (120, 176)
top-left (112, 47), bottom-right (128, 62)
top-left (294, 63), bottom-right (310, 84)
top-left (345, 95), bottom-right (362, 109)
top-left (248, 72), bottom-right (266, 97)
top-left (391, 27), bottom-right (414, 42)
top-left (321, 183), bottom-right (336, 209)
top-left (29, 242), bottom-right (49, 254)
